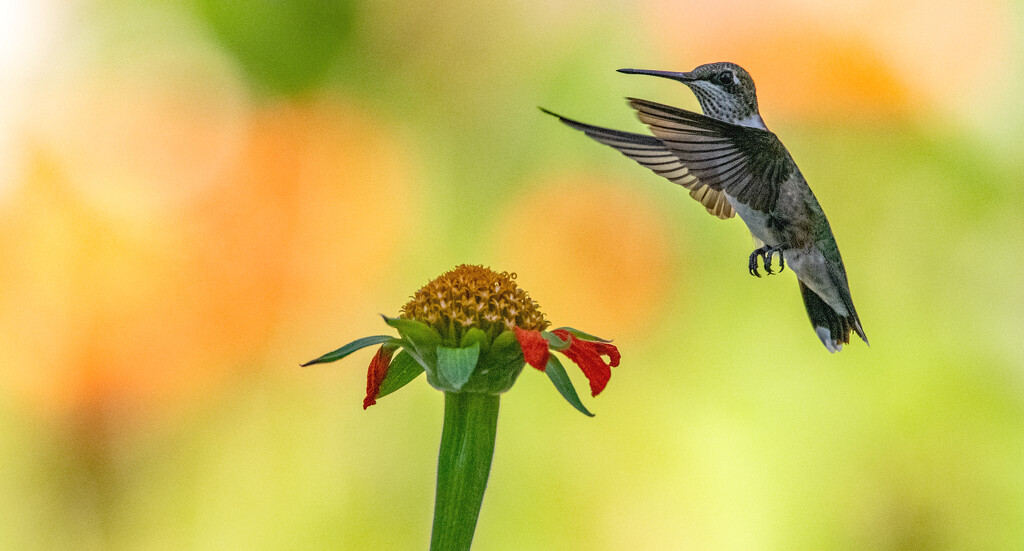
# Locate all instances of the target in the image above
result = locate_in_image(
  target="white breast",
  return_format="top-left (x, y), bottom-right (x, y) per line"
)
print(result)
top-left (728, 196), bottom-right (778, 247)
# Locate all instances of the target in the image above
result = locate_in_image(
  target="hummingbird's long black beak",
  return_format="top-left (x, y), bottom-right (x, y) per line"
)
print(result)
top-left (618, 68), bottom-right (696, 82)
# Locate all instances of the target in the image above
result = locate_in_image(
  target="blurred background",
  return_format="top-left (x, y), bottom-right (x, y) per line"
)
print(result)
top-left (1, 0), bottom-right (1022, 549)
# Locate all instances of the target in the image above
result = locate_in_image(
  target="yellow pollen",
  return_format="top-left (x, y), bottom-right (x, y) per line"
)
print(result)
top-left (401, 264), bottom-right (549, 340)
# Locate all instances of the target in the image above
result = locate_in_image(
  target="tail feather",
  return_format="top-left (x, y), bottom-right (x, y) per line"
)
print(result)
top-left (799, 281), bottom-right (866, 352)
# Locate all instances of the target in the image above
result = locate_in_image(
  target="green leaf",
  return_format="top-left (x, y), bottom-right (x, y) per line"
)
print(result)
top-left (544, 355), bottom-right (595, 417)
top-left (553, 326), bottom-right (612, 342)
top-left (301, 335), bottom-right (396, 366)
top-left (542, 331), bottom-right (571, 351)
top-left (377, 350), bottom-right (425, 399)
top-left (437, 343), bottom-right (481, 391)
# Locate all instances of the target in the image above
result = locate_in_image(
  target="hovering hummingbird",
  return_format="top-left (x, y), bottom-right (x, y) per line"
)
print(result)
top-left (542, 62), bottom-right (867, 352)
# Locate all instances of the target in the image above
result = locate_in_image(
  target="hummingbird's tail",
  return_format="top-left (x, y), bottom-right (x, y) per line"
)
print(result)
top-left (798, 281), bottom-right (867, 353)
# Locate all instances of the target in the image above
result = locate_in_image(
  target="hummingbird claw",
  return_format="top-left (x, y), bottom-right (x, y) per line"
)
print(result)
top-left (748, 247), bottom-right (765, 277)
top-left (764, 247), bottom-right (785, 275)
top-left (749, 245), bottom-right (785, 277)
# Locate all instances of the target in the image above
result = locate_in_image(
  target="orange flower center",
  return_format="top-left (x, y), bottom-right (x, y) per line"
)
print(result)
top-left (401, 264), bottom-right (549, 340)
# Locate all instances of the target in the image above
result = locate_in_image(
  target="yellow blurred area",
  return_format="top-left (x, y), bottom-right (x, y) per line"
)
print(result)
top-left (0, 1), bottom-right (1022, 550)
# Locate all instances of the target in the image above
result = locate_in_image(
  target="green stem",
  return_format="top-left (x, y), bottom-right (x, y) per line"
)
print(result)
top-left (430, 392), bottom-right (500, 551)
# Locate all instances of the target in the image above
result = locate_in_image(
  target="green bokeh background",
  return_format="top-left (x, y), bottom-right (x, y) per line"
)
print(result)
top-left (1, 1), bottom-right (1023, 549)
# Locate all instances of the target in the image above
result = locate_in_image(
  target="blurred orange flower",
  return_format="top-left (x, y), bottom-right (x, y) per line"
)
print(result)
top-left (1, 97), bottom-right (419, 422)
top-left (640, 0), bottom-right (1013, 124)
top-left (640, 5), bottom-right (909, 120)
top-left (494, 173), bottom-right (676, 338)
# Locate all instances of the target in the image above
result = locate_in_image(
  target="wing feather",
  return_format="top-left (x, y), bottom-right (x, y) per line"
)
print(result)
top-left (541, 108), bottom-right (734, 219)
top-left (627, 98), bottom-right (793, 214)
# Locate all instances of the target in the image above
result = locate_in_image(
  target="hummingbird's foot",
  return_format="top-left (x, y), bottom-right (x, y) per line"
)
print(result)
top-left (748, 246), bottom-right (785, 277)
top-left (749, 246), bottom-right (768, 277)
top-left (765, 247), bottom-right (785, 274)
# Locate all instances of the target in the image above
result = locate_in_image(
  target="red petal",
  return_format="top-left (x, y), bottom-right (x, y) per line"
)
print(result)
top-left (364, 346), bottom-right (395, 409)
top-left (514, 326), bottom-right (550, 371)
top-left (552, 329), bottom-right (620, 397)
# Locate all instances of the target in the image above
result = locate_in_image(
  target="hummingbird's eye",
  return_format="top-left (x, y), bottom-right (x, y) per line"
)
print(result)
top-left (716, 71), bottom-right (734, 86)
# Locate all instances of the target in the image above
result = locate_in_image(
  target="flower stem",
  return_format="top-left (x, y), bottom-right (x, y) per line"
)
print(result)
top-left (430, 392), bottom-right (500, 551)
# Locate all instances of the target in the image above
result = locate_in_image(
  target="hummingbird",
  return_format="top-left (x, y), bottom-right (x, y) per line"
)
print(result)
top-left (541, 62), bottom-right (867, 352)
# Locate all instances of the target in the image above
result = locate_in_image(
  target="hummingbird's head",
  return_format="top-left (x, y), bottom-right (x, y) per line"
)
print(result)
top-left (618, 62), bottom-right (761, 126)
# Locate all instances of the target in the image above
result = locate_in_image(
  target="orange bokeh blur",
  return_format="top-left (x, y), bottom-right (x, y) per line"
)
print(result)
top-left (640, 0), bottom-right (1014, 123)
top-left (0, 93), bottom-right (418, 420)
top-left (493, 172), bottom-right (677, 338)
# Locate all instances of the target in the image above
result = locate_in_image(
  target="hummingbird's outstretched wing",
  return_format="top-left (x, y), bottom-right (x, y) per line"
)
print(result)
top-left (540, 108), bottom-right (734, 219)
top-left (627, 98), bottom-right (792, 213)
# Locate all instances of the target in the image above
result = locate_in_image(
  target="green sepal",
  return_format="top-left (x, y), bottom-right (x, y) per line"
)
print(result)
top-left (542, 331), bottom-right (570, 351)
top-left (480, 330), bottom-right (524, 375)
top-left (301, 335), bottom-right (397, 366)
top-left (383, 316), bottom-right (443, 346)
top-left (437, 343), bottom-right (481, 391)
top-left (488, 330), bottom-right (519, 358)
top-left (460, 327), bottom-right (490, 354)
top-left (544, 354), bottom-right (595, 417)
top-left (553, 326), bottom-right (612, 342)
top-left (383, 316), bottom-right (442, 370)
top-left (457, 330), bottom-right (526, 394)
top-left (377, 350), bottom-right (424, 399)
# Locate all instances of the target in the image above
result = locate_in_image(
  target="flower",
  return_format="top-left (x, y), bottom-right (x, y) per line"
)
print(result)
top-left (303, 264), bottom-right (621, 415)
top-left (400, 263), bottom-right (548, 338)
top-left (304, 264), bottom-right (626, 549)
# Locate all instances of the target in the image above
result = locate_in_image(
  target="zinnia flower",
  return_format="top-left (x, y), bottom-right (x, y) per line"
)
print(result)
top-left (303, 264), bottom-right (625, 550)
top-left (303, 264), bottom-right (620, 415)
